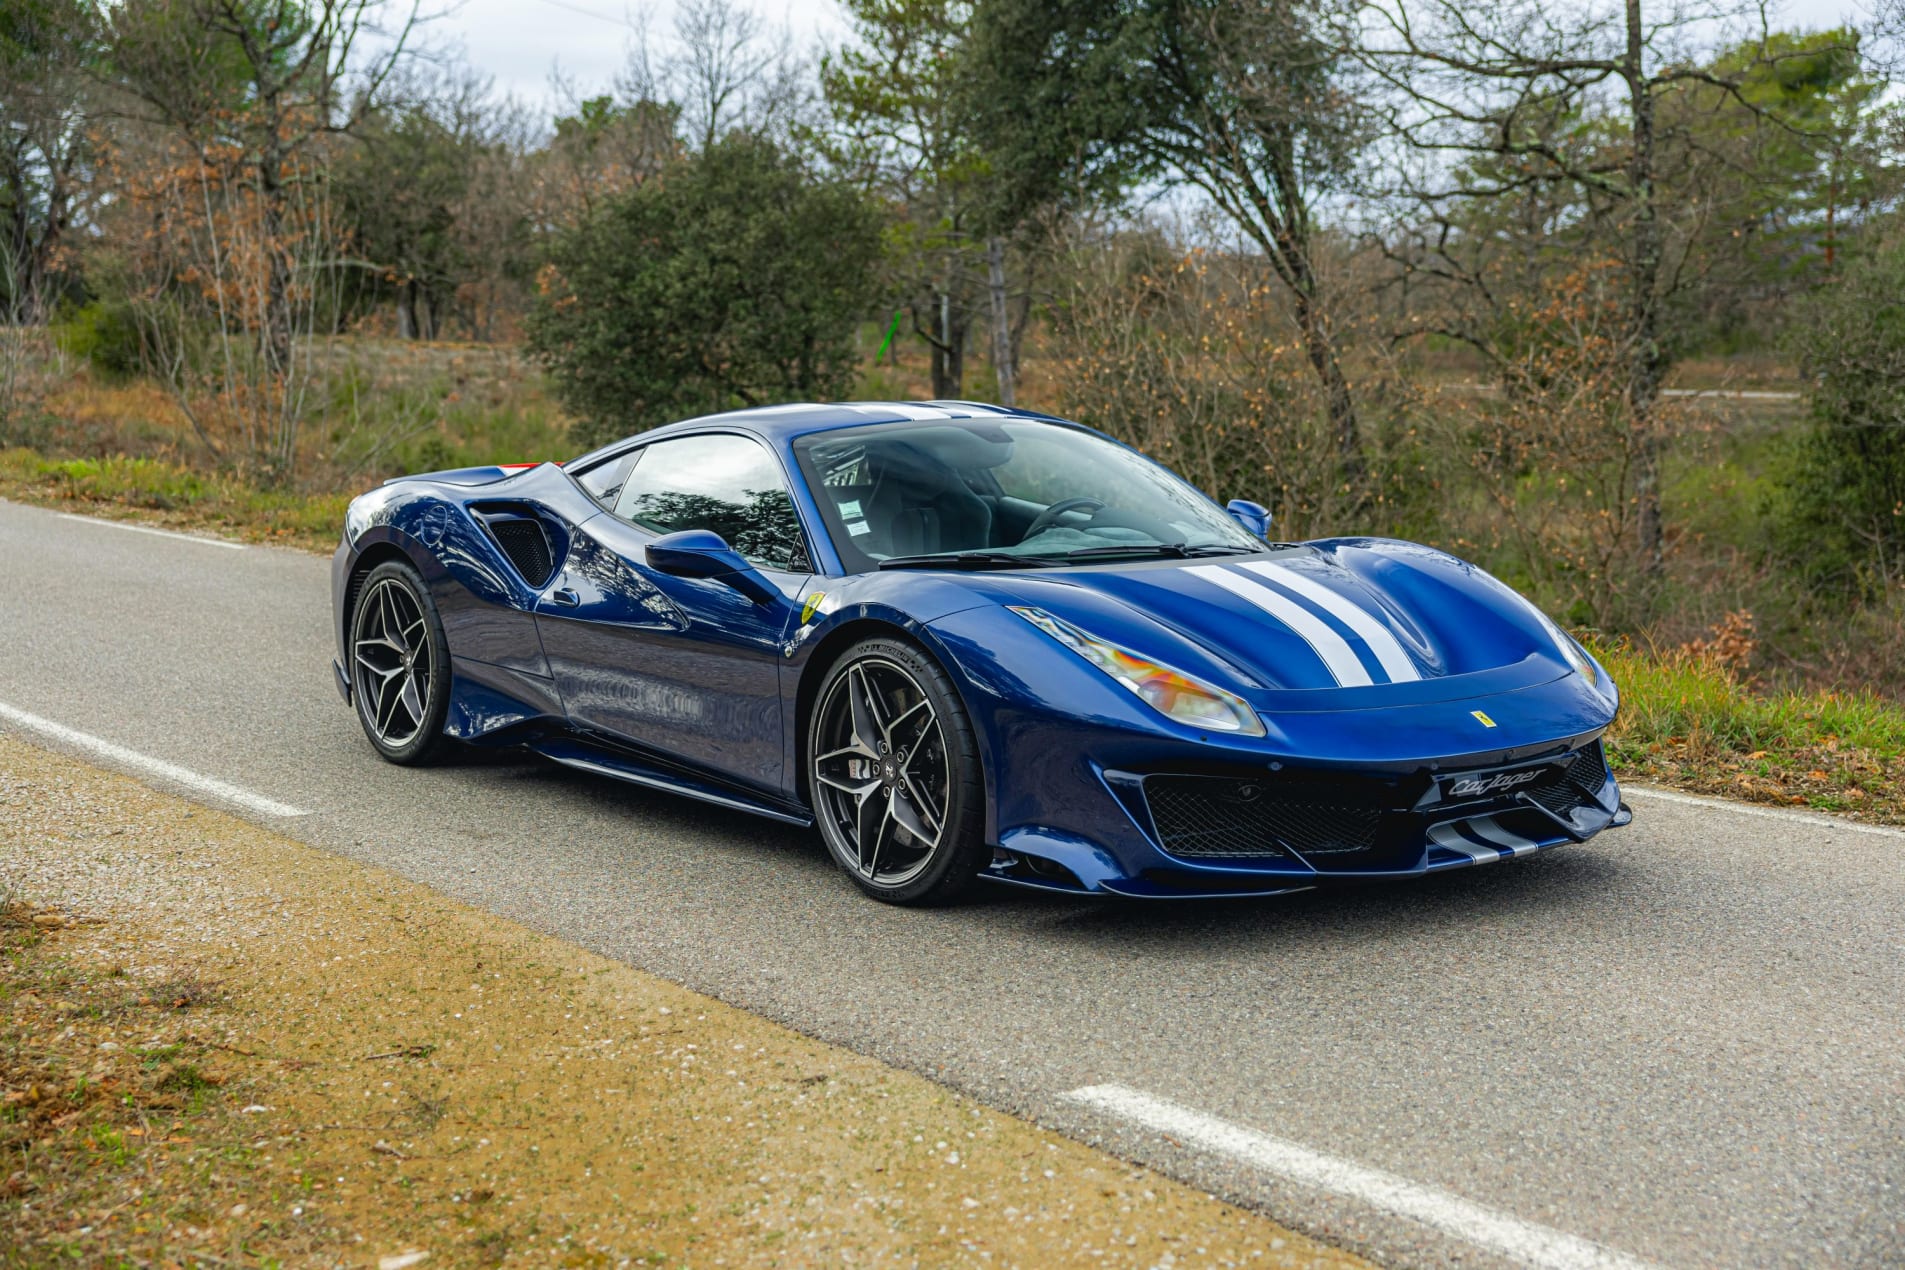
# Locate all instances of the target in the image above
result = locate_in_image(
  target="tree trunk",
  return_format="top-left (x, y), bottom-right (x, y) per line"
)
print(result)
top-left (259, 166), bottom-right (293, 377)
top-left (1, 154), bottom-right (69, 326)
top-left (397, 281), bottom-right (417, 340)
top-left (1258, 189), bottom-right (1363, 492)
top-left (1009, 290), bottom-right (1032, 374)
top-left (1290, 281), bottom-right (1363, 489)
top-left (1623, 0), bottom-right (1665, 576)
top-left (930, 289), bottom-right (966, 399)
top-left (986, 237), bottom-right (1016, 407)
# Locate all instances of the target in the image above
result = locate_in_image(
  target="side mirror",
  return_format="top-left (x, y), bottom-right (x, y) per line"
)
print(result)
top-left (645, 529), bottom-right (781, 605)
top-left (1226, 499), bottom-right (1272, 539)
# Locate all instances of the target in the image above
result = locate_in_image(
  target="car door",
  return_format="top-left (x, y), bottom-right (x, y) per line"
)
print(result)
top-left (533, 431), bottom-right (812, 795)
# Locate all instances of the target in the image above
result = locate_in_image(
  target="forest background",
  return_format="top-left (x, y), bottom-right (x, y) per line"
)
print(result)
top-left (8, 0), bottom-right (1905, 812)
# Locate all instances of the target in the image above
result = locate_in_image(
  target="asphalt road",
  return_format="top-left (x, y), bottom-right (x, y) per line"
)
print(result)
top-left (2, 499), bottom-right (1899, 1268)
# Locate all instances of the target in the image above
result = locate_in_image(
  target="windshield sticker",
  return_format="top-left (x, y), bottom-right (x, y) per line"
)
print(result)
top-left (837, 499), bottom-right (863, 518)
top-left (847, 520), bottom-right (871, 537)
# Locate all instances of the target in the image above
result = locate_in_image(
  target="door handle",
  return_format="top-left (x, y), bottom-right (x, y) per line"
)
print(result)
top-left (549, 587), bottom-right (580, 607)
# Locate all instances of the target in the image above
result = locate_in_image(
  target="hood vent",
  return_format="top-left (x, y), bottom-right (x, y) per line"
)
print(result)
top-left (475, 508), bottom-right (557, 587)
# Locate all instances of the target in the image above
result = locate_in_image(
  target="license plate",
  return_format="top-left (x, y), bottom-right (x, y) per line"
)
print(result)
top-left (1438, 760), bottom-right (1560, 802)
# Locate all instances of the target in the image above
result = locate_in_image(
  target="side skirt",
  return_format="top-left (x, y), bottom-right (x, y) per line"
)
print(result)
top-left (528, 736), bottom-right (814, 828)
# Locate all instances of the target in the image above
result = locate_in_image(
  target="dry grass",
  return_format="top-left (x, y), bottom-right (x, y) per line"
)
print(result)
top-left (1596, 636), bottom-right (1905, 823)
top-left (0, 737), bottom-right (1364, 1269)
top-left (0, 448), bottom-right (350, 549)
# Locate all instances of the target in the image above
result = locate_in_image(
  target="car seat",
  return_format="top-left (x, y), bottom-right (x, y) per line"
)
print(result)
top-left (860, 444), bottom-right (994, 557)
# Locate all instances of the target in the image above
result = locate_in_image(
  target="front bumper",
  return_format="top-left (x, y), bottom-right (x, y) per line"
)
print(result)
top-left (924, 594), bottom-right (1627, 898)
top-left (985, 742), bottom-right (1629, 897)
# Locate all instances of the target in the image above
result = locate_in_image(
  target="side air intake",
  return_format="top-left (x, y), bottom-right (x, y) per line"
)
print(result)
top-left (475, 510), bottom-right (557, 587)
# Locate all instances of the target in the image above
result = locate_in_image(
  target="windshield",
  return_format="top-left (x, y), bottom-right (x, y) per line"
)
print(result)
top-left (791, 419), bottom-right (1263, 572)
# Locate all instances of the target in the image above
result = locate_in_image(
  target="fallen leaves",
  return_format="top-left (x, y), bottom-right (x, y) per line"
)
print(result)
top-left (1609, 735), bottom-right (1905, 824)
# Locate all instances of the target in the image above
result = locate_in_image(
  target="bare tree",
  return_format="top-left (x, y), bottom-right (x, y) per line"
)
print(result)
top-left (618, 0), bottom-right (811, 151)
top-left (965, 0), bottom-right (1374, 484)
top-left (535, 69), bottom-right (680, 235)
top-left (1, 0), bottom-right (101, 325)
top-left (1049, 221), bottom-right (1358, 533)
top-left (1353, 0), bottom-right (1861, 573)
top-left (986, 235), bottom-right (1015, 405)
top-left (0, 239), bottom-right (37, 440)
top-left (106, 0), bottom-right (423, 480)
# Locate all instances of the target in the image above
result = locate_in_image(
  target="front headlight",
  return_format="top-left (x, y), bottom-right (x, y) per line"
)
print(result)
top-left (1010, 607), bottom-right (1265, 737)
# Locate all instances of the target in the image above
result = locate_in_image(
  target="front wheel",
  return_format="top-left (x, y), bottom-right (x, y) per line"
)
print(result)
top-left (808, 639), bottom-right (988, 905)
top-left (349, 559), bottom-right (453, 765)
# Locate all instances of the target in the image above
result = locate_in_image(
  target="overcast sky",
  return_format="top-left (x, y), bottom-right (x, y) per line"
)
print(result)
top-left (419, 0), bottom-right (845, 109)
top-left (421, 0), bottom-right (1885, 117)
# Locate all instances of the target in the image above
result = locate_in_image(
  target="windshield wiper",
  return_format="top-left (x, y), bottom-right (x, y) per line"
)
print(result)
top-left (876, 551), bottom-right (1062, 571)
top-left (1061, 542), bottom-right (1262, 561)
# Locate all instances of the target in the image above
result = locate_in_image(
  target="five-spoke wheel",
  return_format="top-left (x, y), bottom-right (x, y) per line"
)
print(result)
top-left (809, 640), bottom-right (985, 904)
top-left (350, 560), bottom-right (450, 764)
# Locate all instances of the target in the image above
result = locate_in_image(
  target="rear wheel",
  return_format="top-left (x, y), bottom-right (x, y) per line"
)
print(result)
top-left (349, 560), bottom-right (452, 765)
top-left (809, 639), bottom-right (988, 905)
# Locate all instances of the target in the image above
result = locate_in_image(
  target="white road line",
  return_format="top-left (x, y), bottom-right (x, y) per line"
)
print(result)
top-left (1063, 1084), bottom-right (1655, 1270)
top-left (1622, 785), bottom-right (1905, 839)
top-left (0, 702), bottom-right (307, 818)
top-left (55, 512), bottom-right (246, 550)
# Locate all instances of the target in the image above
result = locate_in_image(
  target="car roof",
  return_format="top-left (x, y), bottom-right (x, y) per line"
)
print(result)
top-left (569, 401), bottom-right (1078, 467)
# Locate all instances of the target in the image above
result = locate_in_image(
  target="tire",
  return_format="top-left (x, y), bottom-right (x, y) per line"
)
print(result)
top-left (348, 559), bottom-right (453, 766)
top-left (808, 637), bottom-right (989, 905)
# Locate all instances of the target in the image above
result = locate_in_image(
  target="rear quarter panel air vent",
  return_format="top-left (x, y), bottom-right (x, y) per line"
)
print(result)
top-left (471, 505), bottom-right (560, 588)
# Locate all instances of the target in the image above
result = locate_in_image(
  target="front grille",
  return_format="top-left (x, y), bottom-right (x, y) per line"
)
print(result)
top-left (1521, 743), bottom-right (1608, 818)
top-left (1142, 742), bottom-right (1609, 867)
top-left (487, 517), bottom-right (555, 586)
top-left (1143, 775), bottom-right (1386, 860)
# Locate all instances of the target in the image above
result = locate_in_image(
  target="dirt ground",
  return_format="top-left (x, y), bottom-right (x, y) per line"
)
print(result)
top-left (0, 735), bottom-right (1369, 1269)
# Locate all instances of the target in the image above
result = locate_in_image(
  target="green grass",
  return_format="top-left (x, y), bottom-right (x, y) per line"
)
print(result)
top-left (0, 449), bottom-right (351, 550)
top-left (1594, 639), bottom-right (1905, 821)
top-left (314, 349), bottom-right (572, 480)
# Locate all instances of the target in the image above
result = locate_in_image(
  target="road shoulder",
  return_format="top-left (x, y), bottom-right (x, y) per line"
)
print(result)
top-left (0, 735), bottom-right (1365, 1269)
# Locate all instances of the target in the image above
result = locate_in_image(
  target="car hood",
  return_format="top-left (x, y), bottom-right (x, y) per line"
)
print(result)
top-left (952, 539), bottom-right (1594, 709)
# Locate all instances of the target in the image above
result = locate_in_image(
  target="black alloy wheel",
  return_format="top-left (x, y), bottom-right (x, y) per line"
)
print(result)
top-left (350, 559), bottom-right (452, 765)
top-left (809, 639), bottom-right (988, 904)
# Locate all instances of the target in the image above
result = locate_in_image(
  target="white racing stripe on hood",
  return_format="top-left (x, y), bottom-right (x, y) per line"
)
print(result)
top-left (1187, 565), bottom-right (1375, 688)
top-left (1240, 561), bottom-right (1422, 683)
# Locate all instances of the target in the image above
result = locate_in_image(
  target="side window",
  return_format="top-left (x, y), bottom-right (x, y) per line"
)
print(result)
top-left (614, 433), bottom-right (810, 572)
top-left (574, 448), bottom-right (641, 508)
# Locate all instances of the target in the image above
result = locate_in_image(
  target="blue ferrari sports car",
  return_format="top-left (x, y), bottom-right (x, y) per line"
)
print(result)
top-left (332, 401), bottom-right (1630, 904)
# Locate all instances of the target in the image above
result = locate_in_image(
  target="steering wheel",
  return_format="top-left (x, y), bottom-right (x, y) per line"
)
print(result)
top-left (1021, 497), bottom-right (1107, 543)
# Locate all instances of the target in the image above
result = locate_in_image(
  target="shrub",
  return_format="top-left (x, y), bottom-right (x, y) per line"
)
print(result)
top-left (1781, 224), bottom-right (1905, 591)
top-left (1044, 232), bottom-right (1366, 541)
top-left (526, 135), bottom-right (882, 448)
top-left (56, 299), bottom-right (148, 380)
